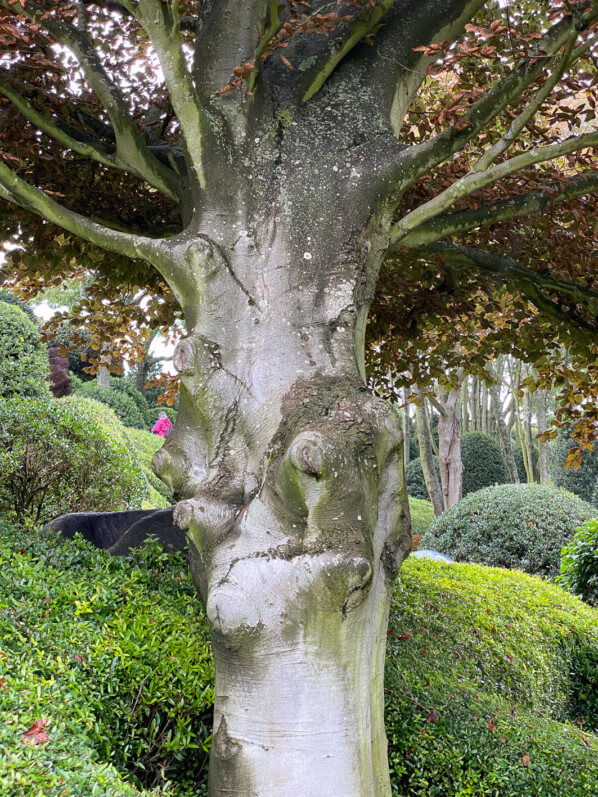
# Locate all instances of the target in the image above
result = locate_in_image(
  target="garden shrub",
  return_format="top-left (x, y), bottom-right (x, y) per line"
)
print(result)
top-left (406, 456), bottom-right (439, 500)
top-left (0, 396), bottom-right (147, 524)
top-left (408, 497), bottom-right (435, 538)
top-left (0, 520), bottom-right (212, 795)
top-left (386, 559), bottom-right (598, 796)
top-left (461, 430), bottom-right (510, 495)
top-left (550, 425), bottom-right (598, 507)
top-left (421, 483), bottom-right (596, 577)
top-left (0, 302), bottom-right (50, 399)
top-left (112, 377), bottom-right (153, 426)
top-left (124, 426), bottom-right (173, 505)
top-left (1, 520), bottom-right (596, 796)
top-left (559, 519), bottom-right (598, 607)
top-left (73, 379), bottom-right (148, 429)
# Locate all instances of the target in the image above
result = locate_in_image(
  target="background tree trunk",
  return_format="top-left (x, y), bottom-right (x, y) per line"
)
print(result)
top-left (436, 384), bottom-right (463, 509)
top-left (489, 368), bottom-right (519, 484)
top-left (415, 396), bottom-right (444, 515)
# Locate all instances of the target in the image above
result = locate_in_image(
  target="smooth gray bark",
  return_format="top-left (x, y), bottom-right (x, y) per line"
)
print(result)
top-left (490, 376), bottom-right (519, 484)
top-left (436, 385), bottom-right (463, 509)
top-left (414, 397), bottom-right (444, 515)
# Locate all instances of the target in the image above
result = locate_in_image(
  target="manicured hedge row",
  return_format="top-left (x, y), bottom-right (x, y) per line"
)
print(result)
top-left (421, 483), bottom-right (596, 577)
top-left (1, 520), bottom-right (596, 795)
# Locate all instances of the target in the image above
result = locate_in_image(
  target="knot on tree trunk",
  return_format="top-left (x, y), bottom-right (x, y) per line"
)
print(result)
top-left (171, 378), bottom-right (409, 644)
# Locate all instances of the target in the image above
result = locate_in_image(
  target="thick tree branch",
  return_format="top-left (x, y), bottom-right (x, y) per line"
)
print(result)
top-left (391, 131), bottom-right (598, 245)
top-left (422, 241), bottom-right (598, 334)
top-left (397, 7), bottom-right (598, 187)
top-left (193, 0), bottom-right (270, 100)
top-left (301, 0), bottom-right (397, 103)
top-left (0, 160), bottom-right (160, 263)
top-left (398, 170), bottom-right (598, 248)
top-left (135, 0), bottom-right (209, 190)
top-left (0, 0), bottom-right (181, 200)
top-left (0, 73), bottom-right (131, 172)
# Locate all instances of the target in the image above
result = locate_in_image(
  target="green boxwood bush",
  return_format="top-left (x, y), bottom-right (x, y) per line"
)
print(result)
top-left (559, 519), bottom-right (598, 607)
top-left (73, 380), bottom-right (148, 430)
top-left (124, 426), bottom-right (173, 505)
top-left (0, 396), bottom-right (147, 524)
top-left (1, 520), bottom-right (596, 796)
top-left (0, 302), bottom-right (50, 399)
top-left (409, 496), bottom-right (435, 538)
top-left (386, 558), bottom-right (598, 796)
top-left (0, 519), bottom-right (211, 795)
top-left (422, 483), bottom-right (596, 577)
top-left (461, 430), bottom-right (510, 495)
top-left (550, 426), bottom-right (598, 507)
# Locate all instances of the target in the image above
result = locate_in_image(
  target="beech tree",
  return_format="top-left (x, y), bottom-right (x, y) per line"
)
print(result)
top-left (1, 1), bottom-right (597, 792)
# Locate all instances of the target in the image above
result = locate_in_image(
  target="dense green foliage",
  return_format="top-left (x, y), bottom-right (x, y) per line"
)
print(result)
top-left (0, 302), bottom-right (49, 399)
top-left (1, 521), bottom-right (596, 796)
top-left (73, 380), bottom-right (149, 430)
top-left (408, 497), bottom-right (435, 538)
top-left (461, 431), bottom-right (510, 495)
top-left (551, 426), bottom-right (598, 507)
top-left (405, 456), bottom-right (439, 500)
top-left (422, 484), bottom-right (596, 577)
top-left (0, 520), bottom-right (211, 795)
top-left (124, 426), bottom-right (173, 507)
top-left (559, 519), bottom-right (598, 607)
top-left (386, 559), bottom-right (598, 796)
top-left (0, 396), bottom-right (147, 524)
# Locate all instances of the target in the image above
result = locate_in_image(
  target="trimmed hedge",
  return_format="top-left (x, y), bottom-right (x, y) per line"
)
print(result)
top-left (409, 497), bottom-right (435, 538)
top-left (421, 483), bottom-right (596, 577)
top-left (1, 521), bottom-right (596, 796)
top-left (0, 302), bottom-right (49, 399)
top-left (461, 430), bottom-right (510, 495)
top-left (559, 518), bottom-right (598, 607)
top-left (0, 520), bottom-right (211, 795)
top-left (387, 559), bottom-right (598, 796)
top-left (0, 396), bottom-right (147, 524)
top-left (124, 426), bottom-right (173, 506)
top-left (72, 380), bottom-right (148, 430)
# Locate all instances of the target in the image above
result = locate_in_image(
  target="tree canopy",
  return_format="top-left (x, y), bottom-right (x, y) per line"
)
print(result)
top-left (1, 2), bottom-right (596, 440)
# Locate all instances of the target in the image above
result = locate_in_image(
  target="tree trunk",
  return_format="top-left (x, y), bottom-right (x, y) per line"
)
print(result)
top-left (536, 387), bottom-right (550, 484)
top-left (522, 382), bottom-right (538, 483)
top-left (415, 397), bottom-right (444, 515)
top-left (402, 387), bottom-right (411, 471)
top-left (490, 378), bottom-right (519, 484)
top-left (472, 376), bottom-right (479, 431)
top-left (436, 386), bottom-right (463, 509)
top-left (150, 213), bottom-right (412, 794)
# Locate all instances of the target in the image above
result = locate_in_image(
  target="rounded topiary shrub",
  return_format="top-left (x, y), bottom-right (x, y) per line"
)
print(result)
top-left (461, 431), bottom-right (510, 495)
top-left (550, 426), bottom-right (598, 507)
top-left (421, 483), bottom-right (597, 577)
top-left (72, 379), bottom-right (148, 429)
top-left (559, 519), bottom-right (598, 606)
top-left (0, 302), bottom-right (50, 399)
top-left (406, 456), bottom-right (439, 500)
top-left (0, 396), bottom-right (147, 524)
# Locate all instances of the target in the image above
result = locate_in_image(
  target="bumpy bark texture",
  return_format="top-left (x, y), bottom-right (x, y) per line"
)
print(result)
top-left (145, 95), bottom-right (415, 789)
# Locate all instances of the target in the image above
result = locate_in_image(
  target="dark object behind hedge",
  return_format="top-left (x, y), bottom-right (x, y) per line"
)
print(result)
top-left (43, 507), bottom-right (184, 555)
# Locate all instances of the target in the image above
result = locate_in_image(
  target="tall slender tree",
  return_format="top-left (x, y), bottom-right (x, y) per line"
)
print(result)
top-left (1, 1), bottom-right (597, 792)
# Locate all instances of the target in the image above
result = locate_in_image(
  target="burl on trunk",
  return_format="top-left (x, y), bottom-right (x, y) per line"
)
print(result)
top-left (149, 167), bottom-right (411, 793)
